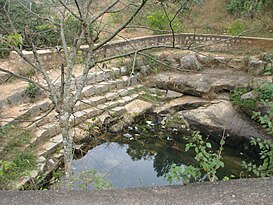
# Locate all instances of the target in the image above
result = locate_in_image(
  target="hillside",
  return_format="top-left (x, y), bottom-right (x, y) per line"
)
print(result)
top-left (114, 0), bottom-right (273, 39)
top-left (183, 0), bottom-right (273, 38)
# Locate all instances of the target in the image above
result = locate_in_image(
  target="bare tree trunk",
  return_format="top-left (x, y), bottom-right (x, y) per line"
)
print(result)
top-left (59, 110), bottom-right (73, 178)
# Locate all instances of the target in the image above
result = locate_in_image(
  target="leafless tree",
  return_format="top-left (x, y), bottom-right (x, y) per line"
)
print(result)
top-left (0, 0), bottom-right (202, 183)
top-left (0, 0), bottom-right (148, 179)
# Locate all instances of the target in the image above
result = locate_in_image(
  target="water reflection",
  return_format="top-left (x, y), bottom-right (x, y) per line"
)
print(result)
top-left (72, 124), bottom-right (249, 189)
top-left (73, 142), bottom-right (182, 188)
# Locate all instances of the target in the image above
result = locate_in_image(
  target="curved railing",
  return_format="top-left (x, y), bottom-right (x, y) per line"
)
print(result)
top-left (94, 33), bottom-right (273, 57)
top-left (8, 33), bottom-right (273, 70)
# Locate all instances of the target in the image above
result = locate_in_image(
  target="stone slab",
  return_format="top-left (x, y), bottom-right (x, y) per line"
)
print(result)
top-left (125, 99), bottom-right (153, 114)
top-left (154, 96), bottom-right (208, 114)
top-left (104, 92), bottom-right (119, 101)
top-left (82, 85), bottom-right (96, 98)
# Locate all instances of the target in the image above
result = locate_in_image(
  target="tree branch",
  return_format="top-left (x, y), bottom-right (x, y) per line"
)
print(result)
top-left (0, 67), bottom-right (49, 92)
top-left (59, 0), bottom-right (81, 21)
top-left (90, 0), bottom-right (120, 24)
top-left (94, 0), bottom-right (147, 51)
top-left (161, 0), bottom-right (191, 47)
top-left (15, 0), bottom-right (60, 26)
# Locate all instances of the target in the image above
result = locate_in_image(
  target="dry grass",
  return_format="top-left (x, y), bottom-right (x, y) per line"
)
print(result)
top-left (104, 0), bottom-right (273, 38)
top-left (182, 0), bottom-right (273, 38)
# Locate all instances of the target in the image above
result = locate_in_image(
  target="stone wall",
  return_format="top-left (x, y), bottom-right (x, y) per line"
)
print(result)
top-left (7, 33), bottom-right (273, 71)
top-left (9, 49), bottom-right (64, 71)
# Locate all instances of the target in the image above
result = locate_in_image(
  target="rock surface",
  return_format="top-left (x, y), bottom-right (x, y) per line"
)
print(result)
top-left (109, 99), bottom-right (153, 132)
top-left (180, 53), bottom-right (202, 71)
top-left (179, 100), bottom-right (271, 150)
top-left (125, 99), bottom-right (153, 114)
top-left (240, 91), bottom-right (256, 100)
top-left (248, 58), bottom-right (265, 75)
top-left (154, 96), bottom-right (208, 114)
top-left (152, 70), bottom-right (253, 97)
top-left (165, 90), bottom-right (183, 98)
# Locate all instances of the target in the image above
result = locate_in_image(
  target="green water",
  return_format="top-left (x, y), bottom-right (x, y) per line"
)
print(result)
top-left (72, 117), bottom-right (253, 189)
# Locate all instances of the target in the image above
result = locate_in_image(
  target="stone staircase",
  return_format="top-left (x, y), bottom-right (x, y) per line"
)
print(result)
top-left (0, 65), bottom-right (154, 189)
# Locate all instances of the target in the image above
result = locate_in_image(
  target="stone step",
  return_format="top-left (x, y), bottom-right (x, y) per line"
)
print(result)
top-left (2, 75), bottom-right (137, 128)
top-left (32, 84), bottom-right (143, 129)
top-left (37, 134), bottom-right (63, 157)
top-left (0, 67), bottom-right (129, 111)
top-left (69, 92), bottom-right (143, 126)
top-left (28, 88), bottom-right (144, 149)
top-left (35, 95), bottom-right (140, 159)
top-left (74, 83), bottom-right (140, 112)
top-left (0, 99), bottom-right (52, 127)
top-left (81, 75), bottom-right (137, 98)
top-left (16, 91), bottom-right (147, 189)
top-left (0, 84), bottom-right (144, 158)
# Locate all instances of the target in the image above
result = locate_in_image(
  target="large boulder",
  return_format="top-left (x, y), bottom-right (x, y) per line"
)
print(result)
top-left (178, 100), bottom-right (271, 151)
top-left (180, 53), bottom-right (202, 71)
top-left (151, 70), bottom-right (252, 97)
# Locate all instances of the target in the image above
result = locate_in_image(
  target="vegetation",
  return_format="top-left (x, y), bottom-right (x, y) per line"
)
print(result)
top-left (263, 52), bottom-right (273, 75)
top-left (0, 42), bottom-right (10, 58)
top-left (0, 0), bottom-right (272, 190)
top-left (227, 20), bottom-right (247, 35)
top-left (0, 0), bottom-right (94, 53)
top-left (74, 170), bottom-right (113, 190)
top-left (139, 90), bottom-right (161, 104)
top-left (242, 138), bottom-right (273, 177)
top-left (0, 1), bottom-right (57, 48)
top-left (166, 131), bottom-right (273, 185)
top-left (0, 125), bottom-right (36, 189)
top-left (24, 82), bottom-right (39, 100)
top-left (230, 53), bottom-right (273, 179)
top-left (227, 0), bottom-right (273, 17)
top-left (1, 0), bottom-right (150, 180)
top-left (166, 131), bottom-right (225, 184)
top-left (54, 169), bottom-right (113, 190)
top-left (231, 87), bottom-right (256, 109)
top-left (146, 11), bottom-right (184, 34)
top-left (107, 0), bottom-right (273, 38)
top-left (252, 81), bottom-right (273, 135)
top-left (231, 53), bottom-right (273, 135)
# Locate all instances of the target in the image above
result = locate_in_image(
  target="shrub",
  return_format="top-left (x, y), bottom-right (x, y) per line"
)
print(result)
top-left (0, 41), bottom-right (10, 58)
top-left (227, 0), bottom-right (261, 15)
top-left (227, 20), bottom-right (247, 35)
top-left (242, 138), bottom-right (273, 177)
top-left (24, 83), bottom-right (39, 99)
top-left (231, 87), bottom-right (256, 109)
top-left (0, 152), bottom-right (36, 190)
top-left (231, 78), bottom-right (273, 135)
top-left (166, 131), bottom-right (225, 184)
top-left (146, 11), bottom-right (184, 34)
top-left (263, 52), bottom-right (273, 76)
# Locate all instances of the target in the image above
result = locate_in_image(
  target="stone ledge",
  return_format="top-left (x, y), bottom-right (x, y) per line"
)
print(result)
top-left (1, 177), bottom-right (272, 205)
